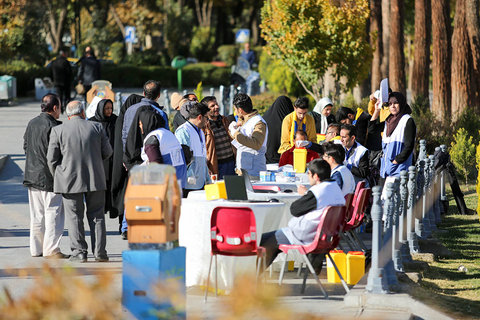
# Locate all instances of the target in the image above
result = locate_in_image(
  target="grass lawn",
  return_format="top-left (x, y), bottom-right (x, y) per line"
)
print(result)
top-left (411, 184), bottom-right (480, 318)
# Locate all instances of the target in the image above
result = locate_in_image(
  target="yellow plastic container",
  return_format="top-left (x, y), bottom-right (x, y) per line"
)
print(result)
top-left (326, 250), bottom-right (347, 283)
top-left (205, 181), bottom-right (227, 200)
top-left (293, 148), bottom-right (307, 173)
top-left (346, 251), bottom-right (366, 285)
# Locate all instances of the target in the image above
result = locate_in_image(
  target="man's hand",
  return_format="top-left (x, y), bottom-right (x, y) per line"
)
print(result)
top-left (297, 184), bottom-right (308, 195)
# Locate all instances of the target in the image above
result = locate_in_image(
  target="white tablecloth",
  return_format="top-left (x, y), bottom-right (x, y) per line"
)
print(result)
top-left (179, 197), bottom-right (286, 290)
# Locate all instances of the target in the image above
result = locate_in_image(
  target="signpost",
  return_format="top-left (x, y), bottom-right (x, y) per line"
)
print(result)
top-left (125, 26), bottom-right (136, 55)
top-left (235, 29), bottom-right (250, 43)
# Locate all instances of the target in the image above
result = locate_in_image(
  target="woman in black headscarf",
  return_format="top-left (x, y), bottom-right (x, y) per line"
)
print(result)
top-left (89, 99), bottom-right (117, 216)
top-left (368, 91), bottom-right (416, 184)
top-left (111, 94), bottom-right (143, 235)
top-left (263, 96), bottom-right (294, 163)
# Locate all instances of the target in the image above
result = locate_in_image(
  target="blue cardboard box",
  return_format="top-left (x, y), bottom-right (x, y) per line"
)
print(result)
top-left (122, 247), bottom-right (186, 319)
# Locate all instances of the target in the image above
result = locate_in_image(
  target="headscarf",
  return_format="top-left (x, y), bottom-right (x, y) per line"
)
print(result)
top-left (89, 98), bottom-right (117, 148)
top-left (263, 96), bottom-right (294, 163)
top-left (110, 94), bottom-right (143, 219)
top-left (385, 92), bottom-right (412, 137)
top-left (124, 106), bottom-right (166, 170)
top-left (313, 97), bottom-right (333, 134)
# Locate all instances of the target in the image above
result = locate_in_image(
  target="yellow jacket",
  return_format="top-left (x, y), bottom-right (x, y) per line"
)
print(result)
top-left (278, 111), bottom-right (317, 154)
top-left (368, 99), bottom-right (390, 122)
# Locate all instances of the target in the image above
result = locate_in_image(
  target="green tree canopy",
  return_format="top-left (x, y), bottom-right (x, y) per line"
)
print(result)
top-left (260, 0), bottom-right (372, 101)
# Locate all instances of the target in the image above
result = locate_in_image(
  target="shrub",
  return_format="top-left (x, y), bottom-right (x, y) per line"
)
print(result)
top-left (182, 63), bottom-right (230, 87)
top-left (194, 81), bottom-right (204, 101)
top-left (476, 142), bottom-right (480, 221)
top-left (216, 45), bottom-right (238, 66)
top-left (251, 92), bottom-right (296, 115)
top-left (450, 128), bottom-right (476, 185)
top-left (109, 42), bottom-right (124, 64)
top-left (454, 106), bottom-right (480, 146)
top-left (258, 50), bottom-right (304, 97)
top-left (190, 26), bottom-right (215, 62)
top-left (124, 49), bottom-right (168, 66)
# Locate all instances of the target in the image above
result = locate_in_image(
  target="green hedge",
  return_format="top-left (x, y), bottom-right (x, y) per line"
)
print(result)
top-left (102, 63), bottom-right (230, 88)
top-left (0, 60), bottom-right (231, 97)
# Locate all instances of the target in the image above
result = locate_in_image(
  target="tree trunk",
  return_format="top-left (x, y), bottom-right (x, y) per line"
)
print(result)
top-left (431, 0), bottom-right (451, 121)
top-left (370, 0), bottom-right (383, 91)
top-left (406, 34), bottom-right (415, 100)
top-left (451, 0), bottom-right (474, 121)
top-left (389, 0), bottom-right (406, 95)
top-left (465, 0), bottom-right (480, 110)
top-left (381, 0), bottom-right (390, 78)
top-left (411, 0), bottom-right (431, 103)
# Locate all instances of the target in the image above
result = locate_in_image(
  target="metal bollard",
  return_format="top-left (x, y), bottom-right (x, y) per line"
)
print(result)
top-left (383, 182), bottom-right (399, 286)
top-left (407, 166), bottom-right (419, 253)
top-left (392, 180), bottom-right (404, 272)
top-left (210, 87), bottom-right (215, 97)
top-left (229, 85), bottom-right (235, 115)
top-left (163, 89), bottom-right (170, 115)
top-left (399, 170), bottom-right (412, 262)
top-left (366, 186), bottom-right (389, 293)
top-left (415, 160), bottom-right (426, 239)
top-left (219, 85), bottom-right (225, 115)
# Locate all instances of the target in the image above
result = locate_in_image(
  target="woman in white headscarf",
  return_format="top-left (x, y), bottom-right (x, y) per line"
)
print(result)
top-left (312, 97), bottom-right (336, 134)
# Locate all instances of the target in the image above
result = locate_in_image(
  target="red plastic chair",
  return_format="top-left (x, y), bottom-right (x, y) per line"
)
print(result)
top-left (252, 185), bottom-right (281, 192)
top-left (204, 206), bottom-right (266, 301)
top-left (343, 188), bottom-right (371, 252)
top-left (278, 206), bottom-right (348, 297)
top-left (344, 193), bottom-right (354, 221)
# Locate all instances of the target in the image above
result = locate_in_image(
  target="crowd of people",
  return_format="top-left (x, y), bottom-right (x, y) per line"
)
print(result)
top-left (23, 77), bottom-right (416, 266)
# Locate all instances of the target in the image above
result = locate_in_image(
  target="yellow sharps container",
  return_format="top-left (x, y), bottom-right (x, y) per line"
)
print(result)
top-left (346, 251), bottom-right (366, 285)
top-left (293, 147), bottom-right (307, 173)
top-left (326, 250), bottom-right (346, 283)
top-left (205, 181), bottom-right (227, 200)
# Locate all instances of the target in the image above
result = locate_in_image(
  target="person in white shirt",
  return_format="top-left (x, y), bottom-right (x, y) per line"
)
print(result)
top-left (322, 142), bottom-right (355, 196)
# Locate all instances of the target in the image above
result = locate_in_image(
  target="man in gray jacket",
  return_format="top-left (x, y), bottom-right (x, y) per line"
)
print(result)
top-left (47, 100), bottom-right (113, 262)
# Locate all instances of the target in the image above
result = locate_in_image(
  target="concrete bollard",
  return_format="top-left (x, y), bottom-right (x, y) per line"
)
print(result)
top-left (163, 89), bottom-right (170, 115)
top-left (383, 181), bottom-right (399, 287)
top-left (399, 170), bottom-right (412, 262)
top-left (415, 159), bottom-right (426, 239)
top-left (418, 140), bottom-right (427, 161)
top-left (392, 180), bottom-right (404, 272)
top-left (366, 186), bottom-right (389, 293)
top-left (422, 157), bottom-right (432, 237)
top-left (210, 87), bottom-right (215, 97)
top-left (115, 91), bottom-right (122, 115)
top-left (440, 145), bottom-right (448, 204)
top-left (407, 166), bottom-right (419, 253)
top-left (428, 154), bottom-right (438, 230)
top-left (229, 85), bottom-right (235, 115)
top-left (219, 85), bottom-right (225, 115)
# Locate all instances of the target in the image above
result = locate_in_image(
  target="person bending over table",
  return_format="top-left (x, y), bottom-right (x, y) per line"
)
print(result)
top-left (260, 159), bottom-right (345, 271)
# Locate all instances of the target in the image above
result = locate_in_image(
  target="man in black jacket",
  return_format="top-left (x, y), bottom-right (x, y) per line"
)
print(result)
top-left (77, 46), bottom-right (100, 96)
top-left (23, 94), bottom-right (68, 259)
top-left (49, 48), bottom-right (72, 112)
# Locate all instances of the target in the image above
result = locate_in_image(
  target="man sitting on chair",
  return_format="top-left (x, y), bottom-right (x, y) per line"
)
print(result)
top-left (260, 159), bottom-right (345, 267)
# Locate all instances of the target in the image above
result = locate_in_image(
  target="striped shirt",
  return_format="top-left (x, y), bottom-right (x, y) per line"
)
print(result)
top-left (209, 117), bottom-right (234, 161)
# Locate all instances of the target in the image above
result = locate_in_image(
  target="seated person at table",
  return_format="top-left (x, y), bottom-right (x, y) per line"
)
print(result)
top-left (278, 97), bottom-right (317, 154)
top-left (278, 130), bottom-right (319, 167)
top-left (340, 124), bottom-right (370, 185)
top-left (260, 159), bottom-right (345, 267)
top-left (322, 142), bottom-right (355, 196)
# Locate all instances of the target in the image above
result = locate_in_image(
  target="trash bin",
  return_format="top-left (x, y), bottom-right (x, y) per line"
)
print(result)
top-left (0, 75), bottom-right (17, 100)
top-left (34, 78), bottom-right (54, 100)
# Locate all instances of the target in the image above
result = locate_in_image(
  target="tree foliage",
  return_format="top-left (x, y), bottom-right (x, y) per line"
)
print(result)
top-left (450, 128), bottom-right (476, 185)
top-left (260, 0), bottom-right (372, 101)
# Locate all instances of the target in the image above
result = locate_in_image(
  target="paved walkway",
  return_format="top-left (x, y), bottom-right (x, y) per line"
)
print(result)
top-left (0, 98), bottom-right (452, 319)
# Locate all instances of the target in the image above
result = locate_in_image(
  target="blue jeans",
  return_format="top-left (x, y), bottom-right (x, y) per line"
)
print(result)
top-left (121, 211), bottom-right (128, 233)
top-left (217, 159), bottom-right (236, 179)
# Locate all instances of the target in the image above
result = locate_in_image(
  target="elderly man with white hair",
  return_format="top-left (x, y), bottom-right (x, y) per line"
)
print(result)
top-left (47, 100), bottom-right (113, 263)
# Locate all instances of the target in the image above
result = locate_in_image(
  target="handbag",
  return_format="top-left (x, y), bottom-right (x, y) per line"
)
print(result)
top-left (75, 83), bottom-right (85, 95)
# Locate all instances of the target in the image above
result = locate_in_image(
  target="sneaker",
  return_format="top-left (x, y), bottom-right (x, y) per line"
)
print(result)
top-left (45, 252), bottom-right (70, 259)
top-left (95, 255), bottom-right (109, 262)
top-left (69, 252), bottom-right (87, 263)
top-left (121, 231), bottom-right (128, 240)
top-left (32, 253), bottom-right (43, 257)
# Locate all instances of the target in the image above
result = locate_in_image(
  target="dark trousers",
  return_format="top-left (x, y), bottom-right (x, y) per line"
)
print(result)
top-left (55, 85), bottom-right (70, 112)
top-left (217, 159), bottom-right (236, 180)
top-left (63, 191), bottom-right (107, 257)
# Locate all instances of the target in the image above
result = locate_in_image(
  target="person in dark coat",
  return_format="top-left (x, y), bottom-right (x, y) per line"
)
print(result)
top-left (88, 99), bottom-right (117, 217)
top-left (263, 96), bottom-right (294, 163)
top-left (49, 49), bottom-right (72, 111)
top-left (110, 94), bottom-right (143, 236)
top-left (77, 46), bottom-right (101, 95)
